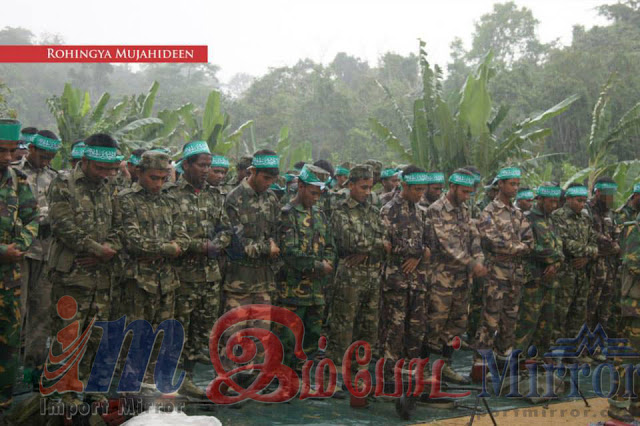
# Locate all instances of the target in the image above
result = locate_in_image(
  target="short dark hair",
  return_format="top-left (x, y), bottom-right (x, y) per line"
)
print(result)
top-left (314, 160), bottom-right (334, 177)
top-left (566, 182), bottom-right (583, 189)
top-left (463, 165), bottom-right (480, 176)
top-left (84, 133), bottom-right (118, 148)
top-left (253, 149), bottom-right (279, 176)
top-left (37, 129), bottom-right (59, 140)
top-left (519, 185), bottom-right (531, 191)
top-left (402, 165), bottom-right (425, 176)
top-left (132, 148), bottom-right (147, 157)
top-left (20, 127), bottom-right (38, 135)
top-left (293, 161), bottom-right (306, 170)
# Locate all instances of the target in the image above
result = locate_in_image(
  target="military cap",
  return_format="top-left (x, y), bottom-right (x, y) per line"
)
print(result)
top-left (349, 164), bottom-right (373, 181)
top-left (364, 159), bottom-right (383, 177)
top-left (139, 150), bottom-right (171, 170)
top-left (237, 155), bottom-right (253, 170)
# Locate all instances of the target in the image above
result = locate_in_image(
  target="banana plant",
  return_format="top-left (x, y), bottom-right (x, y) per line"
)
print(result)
top-left (0, 80), bottom-right (17, 119)
top-left (370, 41), bottom-right (578, 179)
top-left (47, 82), bottom-right (165, 164)
top-left (564, 75), bottom-right (640, 205)
top-left (275, 126), bottom-right (313, 170)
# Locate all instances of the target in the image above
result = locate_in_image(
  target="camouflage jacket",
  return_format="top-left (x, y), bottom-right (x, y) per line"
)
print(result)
top-left (477, 198), bottom-right (534, 269)
top-left (380, 194), bottom-right (429, 263)
top-left (16, 157), bottom-right (57, 260)
top-left (278, 201), bottom-right (336, 306)
top-left (48, 165), bottom-right (120, 288)
top-left (524, 206), bottom-right (565, 279)
top-left (334, 188), bottom-right (383, 211)
top-left (330, 196), bottom-right (385, 262)
top-left (621, 213), bottom-right (640, 277)
top-left (476, 194), bottom-right (493, 213)
top-left (224, 178), bottom-right (281, 293)
top-left (114, 182), bottom-right (190, 294)
top-left (0, 167), bottom-right (38, 288)
top-left (585, 200), bottom-right (620, 261)
top-left (617, 203), bottom-right (640, 225)
top-left (165, 178), bottom-right (232, 283)
top-left (552, 204), bottom-right (598, 263)
top-left (426, 195), bottom-right (484, 272)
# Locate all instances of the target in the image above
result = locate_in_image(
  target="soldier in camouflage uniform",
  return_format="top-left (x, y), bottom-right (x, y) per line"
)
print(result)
top-left (12, 127), bottom-right (37, 164)
top-left (326, 165), bottom-right (385, 366)
top-left (0, 120), bottom-right (38, 412)
top-left (164, 142), bottom-right (232, 397)
top-left (476, 178), bottom-right (498, 213)
top-left (617, 184), bottom-right (640, 225)
top-left (124, 148), bottom-right (146, 185)
top-left (378, 167), bottom-right (399, 198)
top-left (515, 184), bottom-right (564, 357)
top-left (47, 133), bottom-right (122, 384)
top-left (232, 155), bottom-right (253, 187)
top-left (585, 177), bottom-right (621, 336)
top-left (17, 130), bottom-right (60, 373)
top-left (473, 167), bottom-right (533, 378)
top-left (222, 150), bottom-right (281, 370)
top-left (419, 172), bottom-right (445, 209)
top-left (207, 154), bottom-right (232, 194)
top-left (277, 164), bottom-right (336, 366)
top-left (114, 150), bottom-right (190, 387)
top-left (378, 165), bottom-right (430, 380)
top-left (464, 167), bottom-right (485, 346)
top-left (552, 183), bottom-right (599, 341)
top-left (333, 164), bottom-right (350, 191)
top-left (426, 169), bottom-right (487, 384)
top-left (515, 187), bottom-right (534, 213)
top-left (607, 210), bottom-right (640, 422)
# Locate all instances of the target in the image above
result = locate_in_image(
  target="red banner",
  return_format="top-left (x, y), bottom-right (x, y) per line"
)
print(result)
top-left (0, 45), bottom-right (208, 63)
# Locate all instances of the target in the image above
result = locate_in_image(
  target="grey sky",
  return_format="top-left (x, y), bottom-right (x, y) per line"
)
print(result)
top-left (4, 0), bottom-right (607, 81)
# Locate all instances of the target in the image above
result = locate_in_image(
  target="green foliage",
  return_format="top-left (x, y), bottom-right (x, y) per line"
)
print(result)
top-left (371, 41), bottom-right (578, 180)
top-left (0, 80), bottom-right (17, 119)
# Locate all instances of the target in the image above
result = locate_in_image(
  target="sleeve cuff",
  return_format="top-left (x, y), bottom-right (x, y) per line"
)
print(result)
top-left (85, 239), bottom-right (104, 257)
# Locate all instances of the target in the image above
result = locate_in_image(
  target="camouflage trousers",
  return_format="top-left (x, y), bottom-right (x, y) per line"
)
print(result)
top-left (48, 274), bottom-right (111, 383)
top-left (587, 258), bottom-right (615, 331)
top-left (0, 287), bottom-right (20, 409)
top-left (220, 291), bottom-right (271, 370)
top-left (278, 303), bottom-right (324, 368)
top-left (426, 267), bottom-right (469, 352)
top-left (466, 277), bottom-right (485, 345)
top-left (554, 269), bottom-right (589, 340)
top-left (175, 280), bottom-right (221, 369)
top-left (474, 264), bottom-right (522, 357)
top-left (515, 280), bottom-right (555, 354)
top-left (20, 257), bottom-right (52, 368)
top-left (379, 288), bottom-right (427, 376)
top-left (326, 262), bottom-right (381, 365)
top-left (118, 279), bottom-right (176, 385)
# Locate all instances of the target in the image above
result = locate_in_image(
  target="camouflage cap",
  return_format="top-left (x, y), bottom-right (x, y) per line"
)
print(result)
top-left (237, 155), bottom-right (253, 170)
top-left (364, 159), bottom-right (383, 177)
top-left (349, 164), bottom-right (373, 181)
top-left (139, 150), bottom-right (171, 170)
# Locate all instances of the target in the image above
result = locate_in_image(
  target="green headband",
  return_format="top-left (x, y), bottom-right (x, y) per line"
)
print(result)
top-left (472, 173), bottom-right (482, 183)
top-left (424, 172), bottom-right (445, 184)
top-left (270, 183), bottom-right (285, 192)
top-left (516, 190), bottom-right (535, 200)
top-left (252, 155), bottom-right (279, 169)
top-left (71, 142), bottom-right (86, 159)
top-left (594, 182), bottom-right (618, 194)
top-left (566, 186), bottom-right (588, 197)
top-left (449, 173), bottom-right (475, 187)
top-left (537, 186), bottom-right (562, 198)
top-left (128, 154), bottom-right (141, 165)
top-left (634, 183), bottom-right (640, 194)
top-left (381, 168), bottom-right (398, 179)
top-left (284, 173), bottom-right (297, 183)
top-left (20, 133), bottom-right (36, 144)
top-left (33, 134), bottom-right (62, 152)
top-left (335, 166), bottom-right (350, 176)
top-left (211, 155), bottom-right (230, 168)
top-left (0, 120), bottom-right (21, 141)
top-left (298, 165), bottom-right (324, 187)
top-left (496, 167), bottom-right (521, 180)
top-left (151, 147), bottom-right (171, 154)
top-left (183, 141), bottom-right (211, 159)
top-left (402, 172), bottom-right (430, 185)
top-left (84, 146), bottom-right (124, 163)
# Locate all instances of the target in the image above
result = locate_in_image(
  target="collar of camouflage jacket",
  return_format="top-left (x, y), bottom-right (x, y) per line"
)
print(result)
top-left (346, 196), bottom-right (368, 209)
top-left (492, 197), bottom-right (515, 211)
